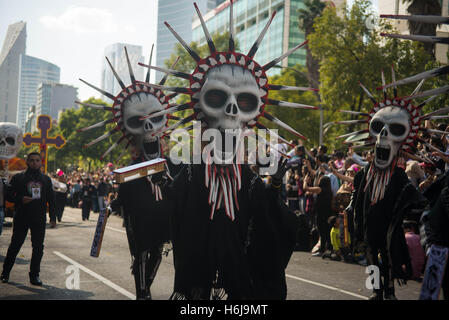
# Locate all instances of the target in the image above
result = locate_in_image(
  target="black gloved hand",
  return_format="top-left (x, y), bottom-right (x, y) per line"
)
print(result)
top-left (271, 157), bottom-right (289, 187)
top-left (151, 171), bottom-right (170, 188)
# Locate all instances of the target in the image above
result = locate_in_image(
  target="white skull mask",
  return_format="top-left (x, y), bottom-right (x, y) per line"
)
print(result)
top-left (198, 64), bottom-right (262, 131)
top-left (369, 106), bottom-right (410, 169)
top-left (122, 92), bottom-right (166, 160)
top-left (0, 122), bottom-right (23, 160)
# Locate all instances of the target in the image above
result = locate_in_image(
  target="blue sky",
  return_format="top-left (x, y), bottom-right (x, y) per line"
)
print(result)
top-left (0, 0), bottom-right (158, 101)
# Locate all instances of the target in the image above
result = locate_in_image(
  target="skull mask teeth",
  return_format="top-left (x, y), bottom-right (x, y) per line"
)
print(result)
top-left (0, 122), bottom-right (23, 160)
top-left (122, 92), bottom-right (166, 160)
top-left (369, 106), bottom-right (411, 169)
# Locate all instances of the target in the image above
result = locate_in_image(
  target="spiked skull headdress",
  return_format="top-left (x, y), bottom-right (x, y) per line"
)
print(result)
top-left (77, 45), bottom-right (180, 163)
top-left (334, 13), bottom-right (449, 204)
top-left (138, 0), bottom-right (318, 220)
top-left (336, 64), bottom-right (448, 204)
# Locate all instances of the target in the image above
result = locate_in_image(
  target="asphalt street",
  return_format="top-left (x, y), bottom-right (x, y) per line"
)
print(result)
top-left (0, 207), bottom-right (424, 300)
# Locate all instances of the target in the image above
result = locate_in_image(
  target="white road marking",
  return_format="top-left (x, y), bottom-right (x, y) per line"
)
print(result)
top-left (285, 274), bottom-right (369, 300)
top-left (105, 226), bottom-right (126, 234)
top-left (62, 215), bottom-right (77, 221)
top-left (63, 213), bottom-right (126, 234)
top-left (53, 251), bottom-right (136, 300)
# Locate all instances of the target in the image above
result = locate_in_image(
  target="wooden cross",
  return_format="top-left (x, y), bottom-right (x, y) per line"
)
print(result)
top-left (23, 115), bottom-right (66, 173)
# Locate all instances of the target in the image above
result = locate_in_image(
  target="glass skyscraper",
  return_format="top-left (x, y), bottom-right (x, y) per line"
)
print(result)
top-left (101, 43), bottom-right (144, 101)
top-left (156, 0), bottom-right (218, 82)
top-left (192, 0), bottom-right (307, 76)
top-left (16, 55), bottom-right (60, 130)
top-left (0, 21), bottom-right (26, 123)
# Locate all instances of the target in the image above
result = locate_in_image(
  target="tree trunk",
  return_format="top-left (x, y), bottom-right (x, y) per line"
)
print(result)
top-left (305, 25), bottom-right (321, 93)
top-left (306, 46), bottom-right (321, 90)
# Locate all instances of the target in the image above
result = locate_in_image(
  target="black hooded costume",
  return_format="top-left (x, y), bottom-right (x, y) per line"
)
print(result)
top-left (349, 164), bottom-right (427, 298)
top-left (165, 163), bottom-right (298, 300)
top-left (112, 157), bottom-right (181, 299)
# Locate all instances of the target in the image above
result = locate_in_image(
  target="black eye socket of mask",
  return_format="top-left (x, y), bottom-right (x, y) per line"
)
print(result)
top-left (390, 123), bottom-right (406, 136)
top-left (370, 120), bottom-right (384, 134)
top-left (205, 89), bottom-right (228, 108)
top-left (237, 93), bottom-right (259, 113)
top-left (127, 116), bottom-right (143, 128)
top-left (5, 137), bottom-right (15, 145)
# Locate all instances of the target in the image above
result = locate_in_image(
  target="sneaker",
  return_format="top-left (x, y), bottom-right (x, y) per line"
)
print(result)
top-left (312, 252), bottom-right (323, 257)
top-left (0, 273), bottom-right (9, 283)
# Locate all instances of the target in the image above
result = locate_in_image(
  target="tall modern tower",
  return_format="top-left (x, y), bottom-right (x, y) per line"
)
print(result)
top-left (0, 21), bottom-right (26, 123)
top-left (16, 55), bottom-right (60, 129)
top-left (156, 0), bottom-right (218, 82)
top-left (101, 43), bottom-right (144, 100)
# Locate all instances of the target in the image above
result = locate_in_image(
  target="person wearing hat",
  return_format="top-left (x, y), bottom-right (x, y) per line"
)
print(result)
top-left (405, 160), bottom-right (425, 188)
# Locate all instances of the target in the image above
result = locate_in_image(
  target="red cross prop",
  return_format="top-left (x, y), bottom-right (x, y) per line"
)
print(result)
top-left (23, 115), bottom-right (66, 173)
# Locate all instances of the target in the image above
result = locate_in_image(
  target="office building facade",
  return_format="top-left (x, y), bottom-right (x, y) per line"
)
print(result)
top-left (0, 21), bottom-right (26, 123)
top-left (378, 0), bottom-right (449, 64)
top-left (156, 0), bottom-right (218, 82)
top-left (191, 0), bottom-right (307, 76)
top-left (16, 55), bottom-right (60, 130)
top-left (101, 43), bottom-right (144, 100)
top-left (25, 104), bottom-right (36, 133)
top-left (36, 83), bottom-right (78, 127)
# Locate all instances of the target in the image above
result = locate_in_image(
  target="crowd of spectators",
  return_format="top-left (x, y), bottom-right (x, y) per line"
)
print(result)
top-left (271, 121), bottom-right (449, 282)
top-left (47, 162), bottom-right (121, 223)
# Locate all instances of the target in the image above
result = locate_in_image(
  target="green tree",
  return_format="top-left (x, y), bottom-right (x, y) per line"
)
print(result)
top-left (308, 0), bottom-right (435, 149)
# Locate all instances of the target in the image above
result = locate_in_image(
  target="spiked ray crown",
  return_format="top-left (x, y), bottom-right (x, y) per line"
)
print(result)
top-left (337, 65), bottom-right (448, 165)
top-left (138, 0), bottom-right (318, 144)
top-left (77, 45), bottom-right (179, 161)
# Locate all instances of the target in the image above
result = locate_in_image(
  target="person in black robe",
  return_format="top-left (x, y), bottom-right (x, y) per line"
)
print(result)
top-left (80, 178), bottom-right (96, 221)
top-left (112, 148), bottom-right (181, 300)
top-left (164, 159), bottom-right (298, 300)
top-left (348, 165), bottom-right (426, 300)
